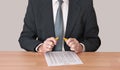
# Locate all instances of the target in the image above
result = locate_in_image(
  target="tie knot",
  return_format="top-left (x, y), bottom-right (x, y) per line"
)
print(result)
top-left (58, 0), bottom-right (63, 5)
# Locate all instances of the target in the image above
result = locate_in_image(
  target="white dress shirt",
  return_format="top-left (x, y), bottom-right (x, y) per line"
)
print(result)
top-left (36, 0), bottom-right (85, 51)
top-left (52, 0), bottom-right (69, 34)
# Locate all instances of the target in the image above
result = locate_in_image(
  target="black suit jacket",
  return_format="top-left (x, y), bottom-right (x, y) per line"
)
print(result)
top-left (19, 0), bottom-right (101, 52)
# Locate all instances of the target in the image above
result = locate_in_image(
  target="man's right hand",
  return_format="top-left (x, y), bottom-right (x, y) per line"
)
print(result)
top-left (38, 37), bottom-right (57, 53)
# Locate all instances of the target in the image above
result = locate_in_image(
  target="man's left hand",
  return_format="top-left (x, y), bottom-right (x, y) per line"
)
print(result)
top-left (65, 38), bottom-right (83, 53)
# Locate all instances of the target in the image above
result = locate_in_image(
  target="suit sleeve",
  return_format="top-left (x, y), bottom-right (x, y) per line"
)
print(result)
top-left (18, 0), bottom-right (41, 52)
top-left (81, 0), bottom-right (101, 52)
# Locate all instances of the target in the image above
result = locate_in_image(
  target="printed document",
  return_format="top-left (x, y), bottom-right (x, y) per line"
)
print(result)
top-left (44, 51), bottom-right (83, 66)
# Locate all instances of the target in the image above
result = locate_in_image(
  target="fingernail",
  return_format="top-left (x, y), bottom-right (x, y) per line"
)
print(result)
top-left (70, 48), bottom-right (75, 51)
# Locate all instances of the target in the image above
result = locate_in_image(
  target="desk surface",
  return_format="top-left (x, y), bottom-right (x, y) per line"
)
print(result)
top-left (0, 52), bottom-right (120, 70)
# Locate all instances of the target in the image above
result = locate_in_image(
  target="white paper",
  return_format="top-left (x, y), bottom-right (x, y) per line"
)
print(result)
top-left (44, 51), bottom-right (83, 66)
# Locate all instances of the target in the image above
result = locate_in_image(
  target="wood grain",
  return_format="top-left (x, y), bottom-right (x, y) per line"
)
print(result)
top-left (0, 52), bottom-right (120, 70)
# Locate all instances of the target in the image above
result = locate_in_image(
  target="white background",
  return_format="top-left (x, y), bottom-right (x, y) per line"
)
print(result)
top-left (0, 0), bottom-right (120, 52)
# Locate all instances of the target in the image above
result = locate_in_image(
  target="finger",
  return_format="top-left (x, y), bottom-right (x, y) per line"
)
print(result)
top-left (69, 42), bottom-right (76, 47)
top-left (71, 43), bottom-right (76, 50)
top-left (46, 45), bottom-right (53, 49)
top-left (46, 47), bottom-right (52, 52)
top-left (41, 45), bottom-right (52, 52)
top-left (70, 48), bottom-right (75, 51)
top-left (46, 40), bottom-right (54, 47)
top-left (43, 37), bottom-right (56, 51)
top-left (66, 38), bottom-right (75, 45)
top-left (46, 37), bottom-right (57, 45)
top-left (67, 41), bottom-right (76, 48)
top-left (44, 40), bottom-right (55, 48)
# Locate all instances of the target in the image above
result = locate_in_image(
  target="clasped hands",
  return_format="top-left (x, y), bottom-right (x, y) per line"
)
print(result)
top-left (38, 37), bottom-right (83, 53)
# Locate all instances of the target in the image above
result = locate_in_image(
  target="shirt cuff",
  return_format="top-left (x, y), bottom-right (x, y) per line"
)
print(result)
top-left (80, 43), bottom-right (86, 52)
top-left (35, 43), bottom-right (43, 52)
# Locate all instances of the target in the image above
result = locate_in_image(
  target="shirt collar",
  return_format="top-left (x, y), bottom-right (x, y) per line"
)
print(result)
top-left (53, 0), bottom-right (69, 5)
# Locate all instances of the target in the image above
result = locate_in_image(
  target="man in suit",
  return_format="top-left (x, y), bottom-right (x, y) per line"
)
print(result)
top-left (19, 0), bottom-right (101, 53)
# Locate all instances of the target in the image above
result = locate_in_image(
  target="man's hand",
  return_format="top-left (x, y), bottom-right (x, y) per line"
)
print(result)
top-left (38, 37), bottom-right (57, 53)
top-left (65, 38), bottom-right (83, 53)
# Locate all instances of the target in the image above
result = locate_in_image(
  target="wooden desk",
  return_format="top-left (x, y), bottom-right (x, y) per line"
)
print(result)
top-left (0, 52), bottom-right (120, 70)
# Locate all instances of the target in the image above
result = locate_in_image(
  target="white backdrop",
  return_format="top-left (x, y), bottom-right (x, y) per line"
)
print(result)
top-left (0, 0), bottom-right (120, 52)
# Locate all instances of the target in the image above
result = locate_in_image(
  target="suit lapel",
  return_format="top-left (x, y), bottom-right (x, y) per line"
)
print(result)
top-left (40, 0), bottom-right (55, 37)
top-left (65, 0), bottom-right (81, 38)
